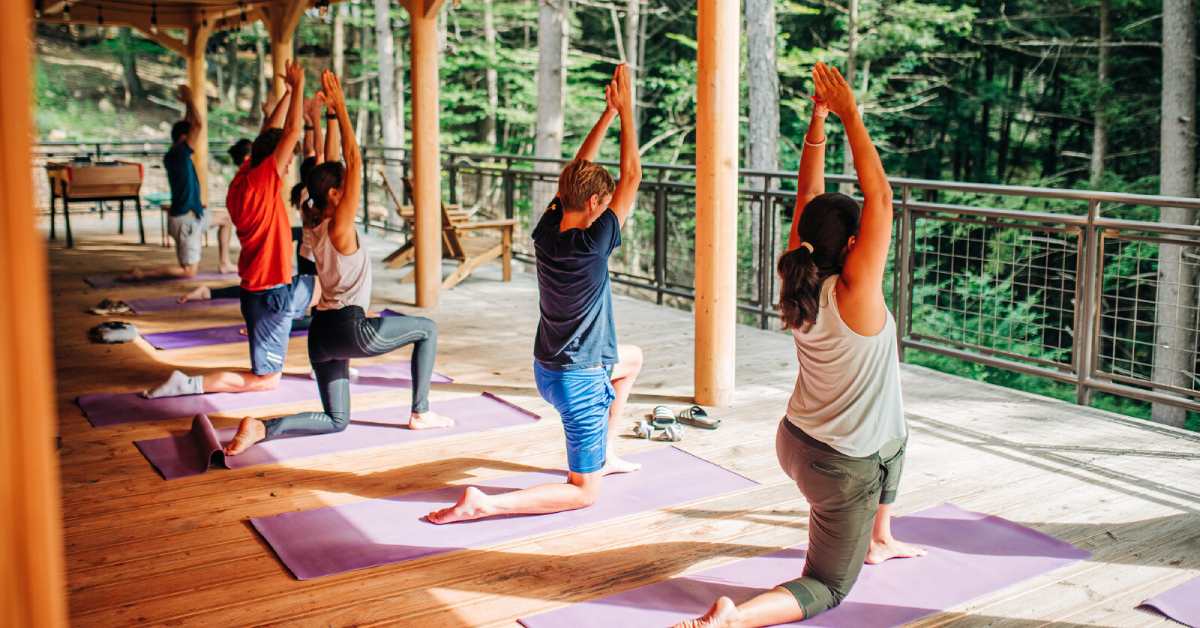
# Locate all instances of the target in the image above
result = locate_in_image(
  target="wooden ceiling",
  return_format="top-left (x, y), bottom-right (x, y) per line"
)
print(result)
top-left (34, 0), bottom-right (329, 33)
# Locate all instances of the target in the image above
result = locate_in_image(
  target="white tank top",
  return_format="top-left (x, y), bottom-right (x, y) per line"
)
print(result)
top-left (307, 219), bottom-right (372, 312)
top-left (785, 275), bottom-right (907, 457)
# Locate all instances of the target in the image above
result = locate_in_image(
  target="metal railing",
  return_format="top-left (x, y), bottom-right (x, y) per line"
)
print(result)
top-left (33, 139), bottom-right (1200, 417)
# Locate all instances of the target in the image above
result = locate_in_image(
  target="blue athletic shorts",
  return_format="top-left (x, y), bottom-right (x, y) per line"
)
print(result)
top-left (240, 274), bottom-right (315, 375)
top-left (534, 361), bottom-right (615, 474)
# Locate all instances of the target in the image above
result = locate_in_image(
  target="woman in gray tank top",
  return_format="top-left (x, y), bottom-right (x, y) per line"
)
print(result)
top-left (223, 70), bottom-right (452, 456)
top-left (679, 63), bottom-right (924, 628)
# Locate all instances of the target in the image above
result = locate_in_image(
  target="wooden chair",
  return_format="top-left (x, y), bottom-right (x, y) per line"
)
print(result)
top-left (379, 172), bottom-right (515, 290)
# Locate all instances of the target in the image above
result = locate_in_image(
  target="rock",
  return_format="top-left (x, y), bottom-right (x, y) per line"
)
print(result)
top-left (98, 98), bottom-right (115, 113)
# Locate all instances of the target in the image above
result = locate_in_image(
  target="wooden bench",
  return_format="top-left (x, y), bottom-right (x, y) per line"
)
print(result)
top-left (379, 172), bottom-right (515, 290)
top-left (46, 160), bottom-right (145, 248)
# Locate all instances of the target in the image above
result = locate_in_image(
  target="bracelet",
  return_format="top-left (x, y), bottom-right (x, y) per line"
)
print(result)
top-left (804, 136), bottom-right (827, 148)
top-left (303, 124), bottom-right (314, 131)
top-left (325, 113), bottom-right (338, 119)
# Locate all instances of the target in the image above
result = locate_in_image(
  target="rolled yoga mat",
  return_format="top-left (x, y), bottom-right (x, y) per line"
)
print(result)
top-left (84, 271), bottom-right (237, 289)
top-left (1140, 576), bottom-right (1200, 627)
top-left (251, 446), bottom-right (759, 580)
top-left (140, 308), bottom-right (405, 350)
top-left (518, 503), bottom-right (1091, 628)
top-left (134, 393), bottom-right (540, 480)
top-left (127, 295), bottom-right (240, 313)
top-left (76, 362), bottom-right (453, 427)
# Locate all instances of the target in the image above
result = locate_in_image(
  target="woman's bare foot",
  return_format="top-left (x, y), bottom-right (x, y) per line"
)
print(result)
top-left (601, 454), bottom-right (642, 475)
top-left (223, 417), bottom-right (266, 456)
top-left (673, 596), bottom-right (740, 628)
top-left (427, 486), bottom-right (492, 524)
top-left (865, 536), bottom-right (927, 564)
top-left (178, 285), bottom-right (212, 303)
top-left (408, 411), bottom-right (455, 430)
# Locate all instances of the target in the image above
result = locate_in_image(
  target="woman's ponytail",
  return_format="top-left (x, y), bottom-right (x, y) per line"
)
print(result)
top-left (290, 181), bottom-right (306, 209)
top-left (777, 245), bottom-right (823, 329)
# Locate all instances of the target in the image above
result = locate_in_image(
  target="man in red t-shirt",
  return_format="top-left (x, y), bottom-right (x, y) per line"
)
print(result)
top-left (144, 60), bottom-right (317, 399)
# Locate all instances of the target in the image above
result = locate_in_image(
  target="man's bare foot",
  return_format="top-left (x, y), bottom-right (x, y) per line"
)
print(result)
top-left (223, 417), bottom-right (266, 456)
top-left (601, 454), bottom-right (642, 476)
top-left (865, 536), bottom-right (927, 564)
top-left (239, 327), bottom-right (248, 336)
top-left (673, 596), bottom-right (740, 628)
top-left (178, 285), bottom-right (212, 303)
top-left (427, 486), bottom-right (493, 524)
top-left (218, 262), bottom-right (237, 274)
top-left (408, 411), bottom-right (455, 430)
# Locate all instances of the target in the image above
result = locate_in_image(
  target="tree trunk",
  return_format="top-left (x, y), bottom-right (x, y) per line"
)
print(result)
top-left (333, 2), bottom-right (347, 77)
top-left (225, 32), bottom-right (239, 106)
top-left (977, 51), bottom-right (994, 182)
top-left (1090, 0), bottom-right (1110, 188)
top-left (624, 0), bottom-right (640, 130)
top-left (356, 2), bottom-right (371, 146)
top-left (1151, 0), bottom-right (1197, 427)
top-left (840, 0), bottom-right (858, 192)
top-left (532, 0), bottom-right (569, 226)
top-left (396, 22), bottom-right (405, 150)
top-left (375, 0), bottom-right (403, 179)
top-left (252, 25), bottom-right (266, 123)
top-left (483, 0), bottom-right (499, 148)
top-left (746, 0), bottom-right (779, 306)
top-left (117, 27), bottom-right (144, 107)
top-left (996, 59), bottom-right (1023, 181)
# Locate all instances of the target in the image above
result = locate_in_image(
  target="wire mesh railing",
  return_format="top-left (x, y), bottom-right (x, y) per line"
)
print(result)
top-left (33, 139), bottom-right (1200, 418)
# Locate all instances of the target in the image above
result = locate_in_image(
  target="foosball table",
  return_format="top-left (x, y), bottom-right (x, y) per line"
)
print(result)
top-left (45, 160), bottom-right (146, 248)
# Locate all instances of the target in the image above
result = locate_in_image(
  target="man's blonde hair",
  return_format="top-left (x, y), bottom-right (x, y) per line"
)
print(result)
top-left (558, 159), bottom-right (615, 211)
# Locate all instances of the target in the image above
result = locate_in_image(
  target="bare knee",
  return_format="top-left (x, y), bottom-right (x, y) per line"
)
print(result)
top-left (616, 344), bottom-right (644, 377)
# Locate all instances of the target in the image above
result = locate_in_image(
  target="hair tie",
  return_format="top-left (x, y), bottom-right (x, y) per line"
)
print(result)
top-left (798, 242), bottom-right (814, 254)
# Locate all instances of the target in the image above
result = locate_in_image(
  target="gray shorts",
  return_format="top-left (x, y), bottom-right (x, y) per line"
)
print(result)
top-left (167, 212), bottom-right (207, 267)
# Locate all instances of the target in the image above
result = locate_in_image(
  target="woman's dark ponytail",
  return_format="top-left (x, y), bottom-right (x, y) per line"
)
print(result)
top-left (776, 192), bottom-right (863, 329)
top-left (777, 246), bottom-right (822, 329)
top-left (290, 181), bottom-right (306, 209)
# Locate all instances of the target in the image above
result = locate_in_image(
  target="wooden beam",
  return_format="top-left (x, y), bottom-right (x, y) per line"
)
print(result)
top-left (0, 0), bottom-right (68, 625)
top-left (408, 3), bottom-right (443, 307)
top-left (693, 0), bottom-right (740, 407)
top-left (133, 22), bottom-right (189, 55)
top-left (186, 24), bottom-right (213, 207)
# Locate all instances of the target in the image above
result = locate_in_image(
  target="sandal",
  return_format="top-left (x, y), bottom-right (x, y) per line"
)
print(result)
top-left (653, 424), bottom-right (684, 442)
top-left (632, 419), bottom-right (654, 440)
top-left (651, 405), bottom-right (676, 428)
top-left (90, 298), bottom-right (133, 316)
top-left (677, 405), bottom-right (720, 430)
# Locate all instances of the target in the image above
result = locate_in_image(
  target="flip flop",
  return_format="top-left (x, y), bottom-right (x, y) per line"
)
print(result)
top-left (632, 419), bottom-right (654, 439)
top-left (651, 405), bottom-right (676, 428)
top-left (677, 405), bottom-right (720, 429)
top-left (653, 424), bottom-right (684, 442)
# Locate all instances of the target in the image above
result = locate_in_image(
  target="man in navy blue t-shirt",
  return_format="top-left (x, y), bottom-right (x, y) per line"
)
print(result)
top-left (430, 64), bottom-right (643, 524)
top-left (123, 84), bottom-right (235, 281)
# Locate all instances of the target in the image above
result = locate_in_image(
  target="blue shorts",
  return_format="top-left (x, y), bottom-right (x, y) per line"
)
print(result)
top-left (240, 274), bottom-right (315, 375)
top-left (534, 361), bottom-right (615, 474)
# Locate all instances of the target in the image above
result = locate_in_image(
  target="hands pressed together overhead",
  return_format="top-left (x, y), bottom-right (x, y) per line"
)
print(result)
top-left (321, 69), bottom-right (346, 115)
top-left (605, 63), bottom-right (634, 118)
top-left (812, 62), bottom-right (857, 121)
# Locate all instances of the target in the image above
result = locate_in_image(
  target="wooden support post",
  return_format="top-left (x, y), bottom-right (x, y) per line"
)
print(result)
top-left (407, 0), bottom-right (446, 308)
top-left (186, 24), bottom-right (212, 207)
top-left (694, 0), bottom-right (740, 407)
top-left (266, 1), bottom-right (307, 104)
top-left (0, 0), bottom-right (68, 624)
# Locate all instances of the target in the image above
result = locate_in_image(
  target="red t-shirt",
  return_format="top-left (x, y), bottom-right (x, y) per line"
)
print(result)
top-left (227, 159), bottom-right (293, 291)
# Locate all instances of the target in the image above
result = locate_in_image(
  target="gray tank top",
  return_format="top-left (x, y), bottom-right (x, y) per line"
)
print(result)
top-left (308, 219), bottom-right (372, 312)
top-left (785, 274), bottom-right (907, 457)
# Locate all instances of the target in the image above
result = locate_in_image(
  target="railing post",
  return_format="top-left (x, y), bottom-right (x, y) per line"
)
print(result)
top-left (1074, 199), bottom-right (1101, 406)
top-left (895, 184), bottom-right (913, 362)
top-left (448, 159), bottom-right (458, 206)
top-left (361, 153), bottom-right (370, 234)
top-left (758, 174), bottom-right (772, 329)
top-left (654, 171), bottom-right (667, 305)
top-left (503, 157), bottom-right (515, 220)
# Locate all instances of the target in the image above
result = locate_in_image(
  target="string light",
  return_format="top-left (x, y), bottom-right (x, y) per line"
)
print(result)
top-left (34, 0), bottom-right (44, 19)
top-left (63, 0), bottom-right (71, 21)
top-left (150, 2), bottom-right (158, 32)
top-left (97, 3), bottom-right (104, 25)
top-left (239, 0), bottom-right (247, 26)
top-left (201, 9), bottom-right (207, 28)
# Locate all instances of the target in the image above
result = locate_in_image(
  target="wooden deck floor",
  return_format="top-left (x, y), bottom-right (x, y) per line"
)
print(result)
top-left (49, 215), bottom-right (1200, 627)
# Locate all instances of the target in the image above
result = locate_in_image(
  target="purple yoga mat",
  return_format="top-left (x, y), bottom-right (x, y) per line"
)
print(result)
top-left (127, 295), bottom-right (240, 313)
top-left (140, 308), bottom-right (406, 349)
top-left (518, 503), bottom-right (1091, 628)
top-left (1140, 576), bottom-right (1200, 627)
top-left (76, 362), bottom-right (453, 427)
top-left (134, 393), bottom-right (540, 480)
top-left (251, 447), bottom-right (758, 580)
top-left (84, 271), bottom-right (237, 289)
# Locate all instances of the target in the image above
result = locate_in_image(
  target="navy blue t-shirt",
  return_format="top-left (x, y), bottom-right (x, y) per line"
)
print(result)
top-left (164, 142), bottom-right (204, 218)
top-left (533, 198), bottom-right (622, 370)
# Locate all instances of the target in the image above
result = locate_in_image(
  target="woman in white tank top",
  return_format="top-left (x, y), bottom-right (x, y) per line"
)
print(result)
top-left (224, 70), bottom-right (452, 457)
top-left (679, 64), bottom-right (924, 628)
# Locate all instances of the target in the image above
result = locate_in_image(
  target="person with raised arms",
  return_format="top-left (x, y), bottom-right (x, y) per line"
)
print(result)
top-left (223, 69), bottom-right (452, 456)
top-left (427, 64), bottom-right (643, 525)
top-left (143, 61), bottom-right (317, 399)
top-left (677, 63), bottom-right (924, 628)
